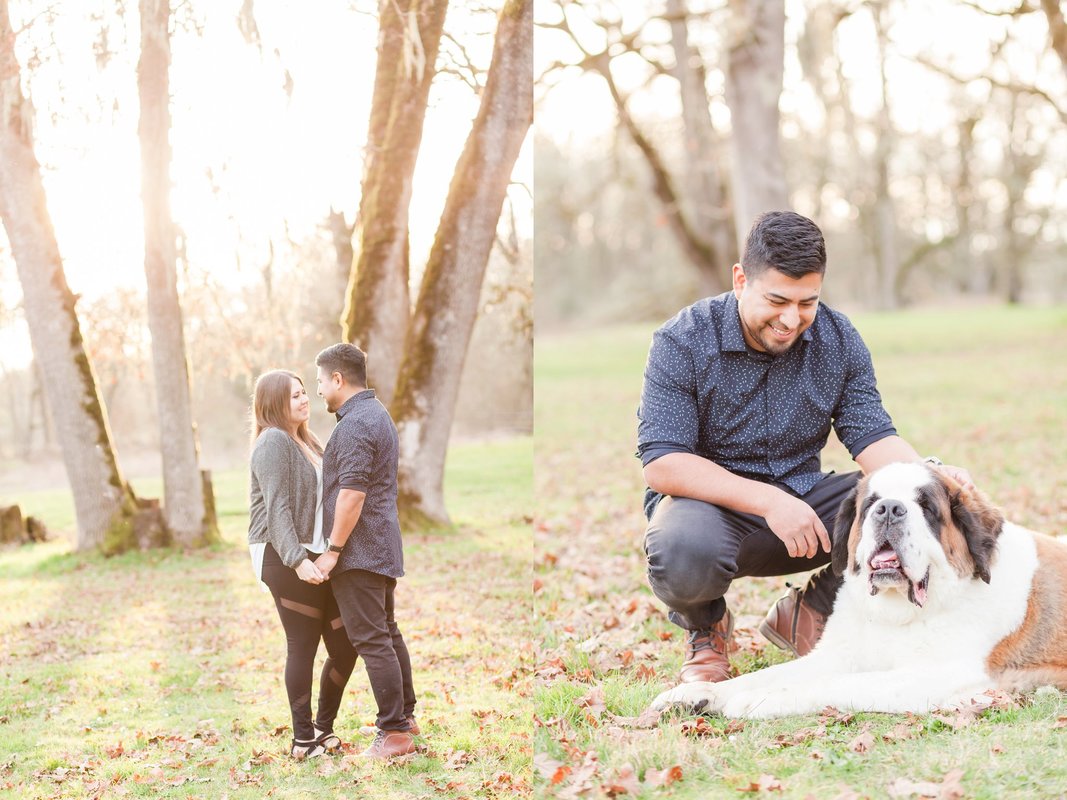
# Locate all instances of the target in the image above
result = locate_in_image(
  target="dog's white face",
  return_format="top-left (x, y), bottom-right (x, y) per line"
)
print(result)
top-left (833, 463), bottom-right (1003, 611)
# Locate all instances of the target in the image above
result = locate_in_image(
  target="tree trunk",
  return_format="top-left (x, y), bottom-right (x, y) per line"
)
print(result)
top-left (666, 0), bottom-right (735, 291)
top-left (1041, 0), bottom-right (1067, 76)
top-left (956, 115), bottom-right (985, 294)
top-left (139, 0), bottom-right (214, 546)
top-left (870, 1), bottom-right (900, 309)
top-left (391, 0), bottom-right (532, 527)
top-left (724, 0), bottom-right (789, 249)
top-left (0, 0), bottom-right (137, 550)
top-left (341, 0), bottom-right (449, 405)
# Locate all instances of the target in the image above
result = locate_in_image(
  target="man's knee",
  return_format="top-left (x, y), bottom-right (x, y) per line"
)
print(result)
top-left (644, 497), bottom-right (738, 603)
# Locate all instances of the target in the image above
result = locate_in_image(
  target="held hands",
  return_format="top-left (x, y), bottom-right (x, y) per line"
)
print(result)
top-left (763, 491), bottom-right (831, 560)
top-left (295, 558), bottom-right (326, 585)
top-left (314, 550), bottom-right (339, 580)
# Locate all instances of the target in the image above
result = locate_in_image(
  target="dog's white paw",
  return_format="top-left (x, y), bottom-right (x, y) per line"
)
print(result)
top-left (650, 682), bottom-right (721, 715)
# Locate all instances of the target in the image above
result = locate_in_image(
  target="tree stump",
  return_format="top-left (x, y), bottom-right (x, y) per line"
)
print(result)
top-left (0, 505), bottom-right (49, 544)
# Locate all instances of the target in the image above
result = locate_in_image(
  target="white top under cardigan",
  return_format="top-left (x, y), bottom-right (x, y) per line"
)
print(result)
top-left (249, 461), bottom-right (325, 591)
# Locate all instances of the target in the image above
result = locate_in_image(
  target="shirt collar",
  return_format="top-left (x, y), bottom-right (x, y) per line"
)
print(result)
top-left (721, 293), bottom-right (748, 352)
top-left (722, 292), bottom-right (815, 356)
top-left (335, 388), bottom-right (376, 420)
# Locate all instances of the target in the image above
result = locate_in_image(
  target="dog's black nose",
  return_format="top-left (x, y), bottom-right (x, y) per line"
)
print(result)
top-left (873, 499), bottom-right (908, 520)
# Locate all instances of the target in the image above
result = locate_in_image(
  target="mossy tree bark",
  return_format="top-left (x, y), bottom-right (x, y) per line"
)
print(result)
top-left (341, 0), bottom-right (449, 405)
top-left (724, 0), bottom-right (789, 247)
top-left (391, 0), bottom-right (532, 527)
top-left (139, 0), bottom-right (216, 546)
top-left (0, 0), bottom-right (137, 550)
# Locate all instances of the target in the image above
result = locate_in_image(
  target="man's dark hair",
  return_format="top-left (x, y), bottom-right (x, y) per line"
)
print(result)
top-left (316, 343), bottom-right (368, 388)
top-left (741, 211), bottom-right (826, 279)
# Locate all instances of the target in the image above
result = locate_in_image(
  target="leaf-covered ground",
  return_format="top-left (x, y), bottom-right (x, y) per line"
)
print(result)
top-left (533, 306), bottom-right (1067, 799)
top-left (1, 437), bottom-right (532, 799)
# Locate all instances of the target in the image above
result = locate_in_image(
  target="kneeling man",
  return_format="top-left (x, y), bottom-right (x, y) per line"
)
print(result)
top-left (637, 211), bottom-right (972, 684)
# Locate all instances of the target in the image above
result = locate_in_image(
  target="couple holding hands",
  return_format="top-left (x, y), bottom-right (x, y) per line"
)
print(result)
top-left (247, 343), bottom-right (418, 761)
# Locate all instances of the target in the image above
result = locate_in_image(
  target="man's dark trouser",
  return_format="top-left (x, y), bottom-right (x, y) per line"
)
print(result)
top-left (644, 471), bottom-right (861, 632)
top-left (330, 568), bottom-right (416, 732)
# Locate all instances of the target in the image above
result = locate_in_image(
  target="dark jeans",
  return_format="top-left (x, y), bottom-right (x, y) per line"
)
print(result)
top-left (261, 544), bottom-right (358, 741)
top-left (331, 568), bottom-right (416, 732)
top-left (644, 471), bottom-right (861, 631)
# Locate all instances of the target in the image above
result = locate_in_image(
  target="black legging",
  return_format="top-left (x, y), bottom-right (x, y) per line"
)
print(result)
top-left (261, 544), bottom-right (358, 741)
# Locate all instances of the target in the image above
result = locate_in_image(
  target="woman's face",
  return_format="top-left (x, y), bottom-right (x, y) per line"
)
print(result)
top-left (289, 378), bottom-right (310, 426)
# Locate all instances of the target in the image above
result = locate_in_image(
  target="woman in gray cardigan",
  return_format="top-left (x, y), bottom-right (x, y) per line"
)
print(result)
top-left (248, 369), bottom-right (357, 759)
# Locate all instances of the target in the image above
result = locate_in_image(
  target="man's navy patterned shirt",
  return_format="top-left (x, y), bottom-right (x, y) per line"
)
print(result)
top-left (637, 292), bottom-right (896, 518)
top-left (322, 389), bottom-right (404, 578)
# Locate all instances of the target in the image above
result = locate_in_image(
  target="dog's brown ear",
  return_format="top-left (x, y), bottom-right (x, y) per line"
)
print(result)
top-left (831, 485), bottom-right (860, 576)
top-left (949, 484), bottom-right (1003, 584)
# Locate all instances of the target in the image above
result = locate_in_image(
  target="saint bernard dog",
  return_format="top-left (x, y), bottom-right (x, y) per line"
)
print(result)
top-left (652, 461), bottom-right (1067, 718)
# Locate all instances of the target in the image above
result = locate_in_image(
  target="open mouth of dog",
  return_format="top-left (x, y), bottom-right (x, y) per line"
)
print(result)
top-left (868, 544), bottom-right (930, 607)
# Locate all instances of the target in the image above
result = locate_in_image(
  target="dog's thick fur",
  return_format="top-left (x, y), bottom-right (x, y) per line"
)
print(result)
top-left (652, 463), bottom-right (1067, 718)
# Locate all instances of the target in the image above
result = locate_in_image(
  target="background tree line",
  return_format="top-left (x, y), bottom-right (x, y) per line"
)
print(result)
top-left (0, 0), bottom-right (532, 549)
top-left (535, 0), bottom-right (1067, 329)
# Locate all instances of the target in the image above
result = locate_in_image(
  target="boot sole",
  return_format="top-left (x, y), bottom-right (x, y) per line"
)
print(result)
top-left (758, 619), bottom-right (800, 658)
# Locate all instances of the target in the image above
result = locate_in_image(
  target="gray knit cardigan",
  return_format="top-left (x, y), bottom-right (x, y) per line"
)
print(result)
top-left (247, 427), bottom-right (319, 569)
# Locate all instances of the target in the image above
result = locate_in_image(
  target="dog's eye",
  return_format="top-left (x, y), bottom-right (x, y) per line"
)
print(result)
top-left (861, 494), bottom-right (880, 517)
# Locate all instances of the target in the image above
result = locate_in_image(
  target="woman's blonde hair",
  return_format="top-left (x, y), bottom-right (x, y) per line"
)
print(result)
top-left (251, 370), bottom-right (323, 455)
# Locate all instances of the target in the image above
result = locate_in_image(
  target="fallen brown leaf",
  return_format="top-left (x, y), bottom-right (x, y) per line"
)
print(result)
top-left (818, 707), bottom-right (855, 726)
top-left (724, 719), bottom-right (745, 735)
top-left (578, 686), bottom-right (607, 719)
top-left (848, 731), bottom-right (875, 754)
top-left (603, 763), bottom-right (641, 797)
top-left (680, 716), bottom-right (717, 737)
top-left (634, 664), bottom-right (657, 682)
top-left (533, 752), bottom-right (570, 785)
top-left (605, 707), bottom-right (663, 729)
top-left (644, 764), bottom-right (683, 788)
top-left (738, 774), bottom-right (784, 792)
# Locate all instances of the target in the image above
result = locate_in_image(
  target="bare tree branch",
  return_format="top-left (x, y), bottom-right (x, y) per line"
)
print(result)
top-left (912, 54), bottom-right (1067, 124)
top-left (959, 0), bottom-right (1038, 16)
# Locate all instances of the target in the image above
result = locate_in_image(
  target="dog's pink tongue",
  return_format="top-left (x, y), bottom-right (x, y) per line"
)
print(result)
top-left (870, 549), bottom-right (900, 570)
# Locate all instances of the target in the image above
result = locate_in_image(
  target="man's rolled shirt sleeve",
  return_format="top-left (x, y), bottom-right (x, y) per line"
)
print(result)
top-left (337, 426), bottom-right (375, 494)
top-left (831, 321), bottom-right (897, 458)
top-left (637, 329), bottom-right (700, 466)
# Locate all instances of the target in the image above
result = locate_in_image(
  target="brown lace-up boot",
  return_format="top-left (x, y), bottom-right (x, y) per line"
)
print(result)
top-left (759, 584), bottom-right (827, 657)
top-left (359, 729), bottom-right (415, 760)
top-left (679, 608), bottom-right (734, 683)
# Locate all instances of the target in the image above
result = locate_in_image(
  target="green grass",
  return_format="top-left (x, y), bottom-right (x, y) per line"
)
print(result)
top-left (0, 436), bottom-right (532, 799)
top-left (533, 305), bottom-right (1067, 799)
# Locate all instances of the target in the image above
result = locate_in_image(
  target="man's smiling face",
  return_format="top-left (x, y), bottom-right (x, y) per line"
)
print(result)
top-left (733, 264), bottom-right (823, 355)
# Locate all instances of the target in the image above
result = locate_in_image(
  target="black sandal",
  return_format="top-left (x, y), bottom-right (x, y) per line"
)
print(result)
top-left (290, 738), bottom-right (326, 760)
top-left (314, 728), bottom-right (342, 752)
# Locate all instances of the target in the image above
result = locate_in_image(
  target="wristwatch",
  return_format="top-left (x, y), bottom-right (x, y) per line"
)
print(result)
top-left (327, 540), bottom-right (344, 553)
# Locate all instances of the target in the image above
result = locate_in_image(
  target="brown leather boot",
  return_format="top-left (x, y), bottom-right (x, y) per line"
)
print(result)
top-left (679, 609), bottom-right (733, 683)
top-left (759, 584), bottom-right (826, 657)
top-left (360, 730), bottom-right (415, 760)
top-left (358, 716), bottom-right (420, 737)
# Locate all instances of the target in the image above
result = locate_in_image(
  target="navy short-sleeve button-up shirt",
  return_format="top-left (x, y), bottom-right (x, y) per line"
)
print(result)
top-left (637, 292), bottom-right (896, 518)
top-left (322, 389), bottom-right (404, 578)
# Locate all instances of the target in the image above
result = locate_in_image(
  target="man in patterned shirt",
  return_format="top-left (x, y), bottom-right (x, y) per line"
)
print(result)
top-left (313, 343), bottom-right (418, 759)
top-left (637, 211), bottom-right (973, 685)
